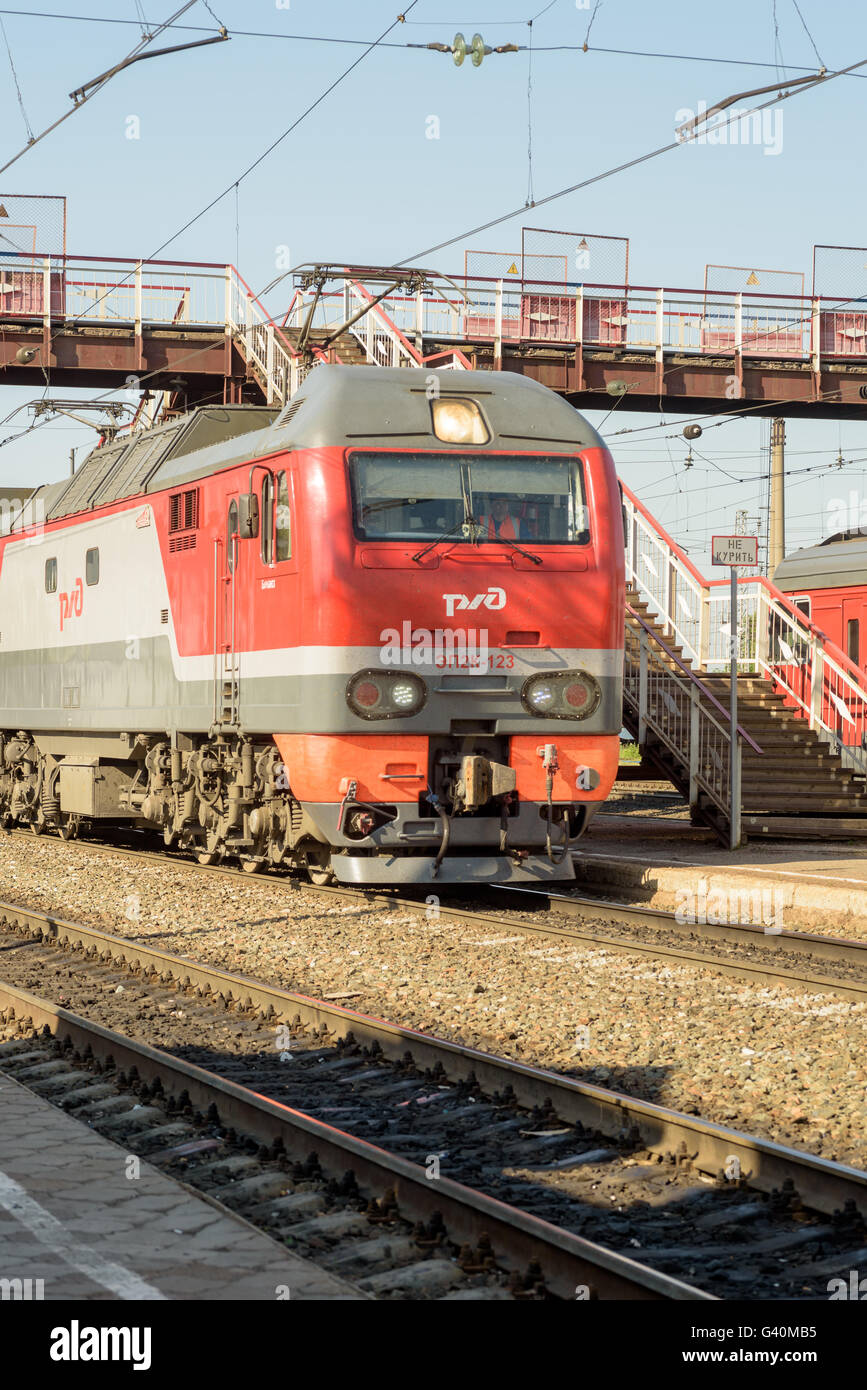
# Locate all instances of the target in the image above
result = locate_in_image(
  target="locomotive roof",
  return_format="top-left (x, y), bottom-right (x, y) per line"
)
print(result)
top-left (773, 533), bottom-right (867, 591)
top-left (14, 365), bottom-right (604, 529)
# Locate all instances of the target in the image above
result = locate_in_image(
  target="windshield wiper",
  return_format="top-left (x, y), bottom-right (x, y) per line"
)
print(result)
top-left (412, 463), bottom-right (479, 563)
top-left (412, 516), bottom-right (469, 564)
top-left (484, 531), bottom-right (543, 565)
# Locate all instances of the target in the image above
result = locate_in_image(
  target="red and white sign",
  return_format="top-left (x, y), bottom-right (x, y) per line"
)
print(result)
top-left (711, 535), bottom-right (758, 567)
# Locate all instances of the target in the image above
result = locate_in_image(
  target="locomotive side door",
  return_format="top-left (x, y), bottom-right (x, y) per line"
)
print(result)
top-left (215, 493), bottom-right (242, 726)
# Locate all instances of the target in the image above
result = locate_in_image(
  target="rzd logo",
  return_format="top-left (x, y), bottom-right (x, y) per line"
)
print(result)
top-left (59, 578), bottom-right (83, 631)
top-left (443, 587), bottom-right (505, 618)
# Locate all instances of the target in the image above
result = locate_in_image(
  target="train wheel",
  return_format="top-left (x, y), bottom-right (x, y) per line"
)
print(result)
top-left (196, 851), bottom-right (218, 866)
top-left (241, 857), bottom-right (265, 875)
top-left (58, 817), bottom-right (78, 842)
top-left (30, 817), bottom-right (45, 836)
top-left (306, 850), bottom-right (334, 886)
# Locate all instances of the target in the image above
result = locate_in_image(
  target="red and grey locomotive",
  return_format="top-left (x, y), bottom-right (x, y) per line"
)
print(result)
top-left (0, 365), bottom-right (624, 884)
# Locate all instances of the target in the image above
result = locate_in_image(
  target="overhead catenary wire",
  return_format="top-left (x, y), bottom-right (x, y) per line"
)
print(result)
top-left (791, 0), bottom-right (825, 69)
top-left (0, 10), bottom-right (854, 77)
top-left (0, 5), bottom-right (421, 456)
top-left (0, 1), bottom-right (224, 178)
top-left (0, 12), bottom-right (34, 143)
top-left (397, 56), bottom-right (866, 265)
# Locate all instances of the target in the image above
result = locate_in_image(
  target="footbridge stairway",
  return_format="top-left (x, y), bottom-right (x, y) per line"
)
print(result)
top-left (623, 487), bottom-right (867, 845)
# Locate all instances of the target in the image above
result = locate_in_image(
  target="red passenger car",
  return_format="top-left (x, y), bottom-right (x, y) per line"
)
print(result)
top-left (774, 531), bottom-right (867, 672)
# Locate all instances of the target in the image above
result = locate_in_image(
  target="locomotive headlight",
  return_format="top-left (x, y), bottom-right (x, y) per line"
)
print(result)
top-left (431, 397), bottom-right (489, 445)
top-left (526, 682), bottom-right (554, 710)
top-left (521, 670), bottom-right (601, 720)
top-left (347, 670), bottom-right (428, 720)
top-left (391, 681), bottom-right (417, 708)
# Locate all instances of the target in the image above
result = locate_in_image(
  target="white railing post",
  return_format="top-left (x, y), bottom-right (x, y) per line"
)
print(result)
top-left (415, 286), bottom-right (424, 346)
top-left (575, 285), bottom-right (583, 348)
top-left (810, 637), bottom-right (824, 731)
top-left (734, 292), bottom-right (743, 352)
top-left (689, 683), bottom-right (699, 804)
top-left (755, 586), bottom-right (769, 671)
top-left (811, 297), bottom-right (821, 380)
top-left (265, 325), bottom-right (275, 403)
top-left (656, 288), bottom-right (664, 353)
top-left (494, 279), bottom-right (503, 368)
top-left (134, 260), bottom-right (142, 339)
top-left (224, 266), bottom-right (233, 330)
top-left (665, 554), bottom-right (676, 637)
top-left (698, 589), bottom-right (710, 670)
top-left (42, 257), bottom-right (51, 333)
top-left (638, 630), bottom-right (649, 746)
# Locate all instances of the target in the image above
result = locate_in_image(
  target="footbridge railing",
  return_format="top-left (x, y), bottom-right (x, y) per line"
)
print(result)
top-left (622, 482), bottom-right (867, 773)
top-left (625, 605), bottom-right (763, 847)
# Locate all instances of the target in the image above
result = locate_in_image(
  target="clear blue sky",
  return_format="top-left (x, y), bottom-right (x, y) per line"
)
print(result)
top-left (1, 0), bottom-right (866, 570)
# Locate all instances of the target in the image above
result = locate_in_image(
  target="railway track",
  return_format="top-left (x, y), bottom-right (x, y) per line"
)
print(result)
top-left (0, 981), bottom-right (702, 1303)
top-left (2, 901), bottom-right (866, 1300)
top-left (7, 827), bottom-right (867, 1001)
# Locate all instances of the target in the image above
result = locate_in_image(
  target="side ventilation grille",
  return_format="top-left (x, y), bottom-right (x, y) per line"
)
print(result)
top-left (276, 396), bottom-right (307, 428)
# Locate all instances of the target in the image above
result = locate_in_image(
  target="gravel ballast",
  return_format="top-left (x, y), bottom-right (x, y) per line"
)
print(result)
top-left (1, 833), bottom-right (865, 1172)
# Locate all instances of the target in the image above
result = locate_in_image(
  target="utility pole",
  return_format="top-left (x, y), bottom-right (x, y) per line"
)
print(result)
top-left (768, 417), bottom-right (785, 576)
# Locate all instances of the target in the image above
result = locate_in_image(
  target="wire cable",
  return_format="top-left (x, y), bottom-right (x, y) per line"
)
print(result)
top-left (0, 12), bottom-right (34, 143)
top-left (791, 0), bottom-right (825, 68)
top-left (0, 0), bottom-right (207, 178)
top-left (397, 59), bottom-right (865, 265)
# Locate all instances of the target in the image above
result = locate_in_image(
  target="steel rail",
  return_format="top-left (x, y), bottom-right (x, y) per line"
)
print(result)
top-left (2, 901), bottom-right (866, 1223)
top-left (0, 977), bottom-right (709, 1302)
top-left (9, 829), bottom-right (867, 998)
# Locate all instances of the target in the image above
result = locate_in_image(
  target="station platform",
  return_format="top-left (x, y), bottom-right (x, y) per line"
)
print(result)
top-left (577, 812), bottom-right (867, 934)
top-left (0, 1071), bottom-right (363, 1300)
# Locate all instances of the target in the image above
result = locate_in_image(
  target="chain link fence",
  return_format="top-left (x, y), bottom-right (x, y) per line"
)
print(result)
top-left (0, 194), bottom-right (67, 260)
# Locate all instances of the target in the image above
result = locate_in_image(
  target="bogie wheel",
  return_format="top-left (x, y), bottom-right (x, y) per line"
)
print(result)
top-left (241, 857), bottom-right (265, 875)
top-left (58, 819), bottom-right (78, 841)
top-left (306, 850), bottom-right (335, 887)
top-left (30, 818), bottom-right (45, 836)
top-left (196, 851), bottom-right (219, 866)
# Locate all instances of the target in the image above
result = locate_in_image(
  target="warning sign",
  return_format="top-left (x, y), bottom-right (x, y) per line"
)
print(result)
top-left (506, 262), bottom-right (518, 275)
top-left (711, 535), bottom-right (758, 566)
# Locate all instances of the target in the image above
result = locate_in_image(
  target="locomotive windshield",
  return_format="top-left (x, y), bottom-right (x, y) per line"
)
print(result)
top-left (348, 452), bottom-right (589, 544)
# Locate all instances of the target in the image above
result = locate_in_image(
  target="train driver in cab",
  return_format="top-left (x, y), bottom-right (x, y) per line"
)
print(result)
top-left (477, 494), bottom-right (528, 541)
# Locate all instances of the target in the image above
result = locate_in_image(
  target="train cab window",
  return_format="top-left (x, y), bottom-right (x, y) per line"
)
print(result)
top-left (275, 471), bottom-right (292, 561)
top-left (261, 475), bottom-right (274, 564)
top-left (227, 499), bottom-right (238, 574)
top-left (848, 619), bottom-right (860, 665)
top-left (793, 596), bottom-right (811, 619)
top-left (44, 557), bottom-right (57, 593)
top-left (85, 548), bottom-right (99, 586)
top-left (348, 452), bottom-right (589, 545)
